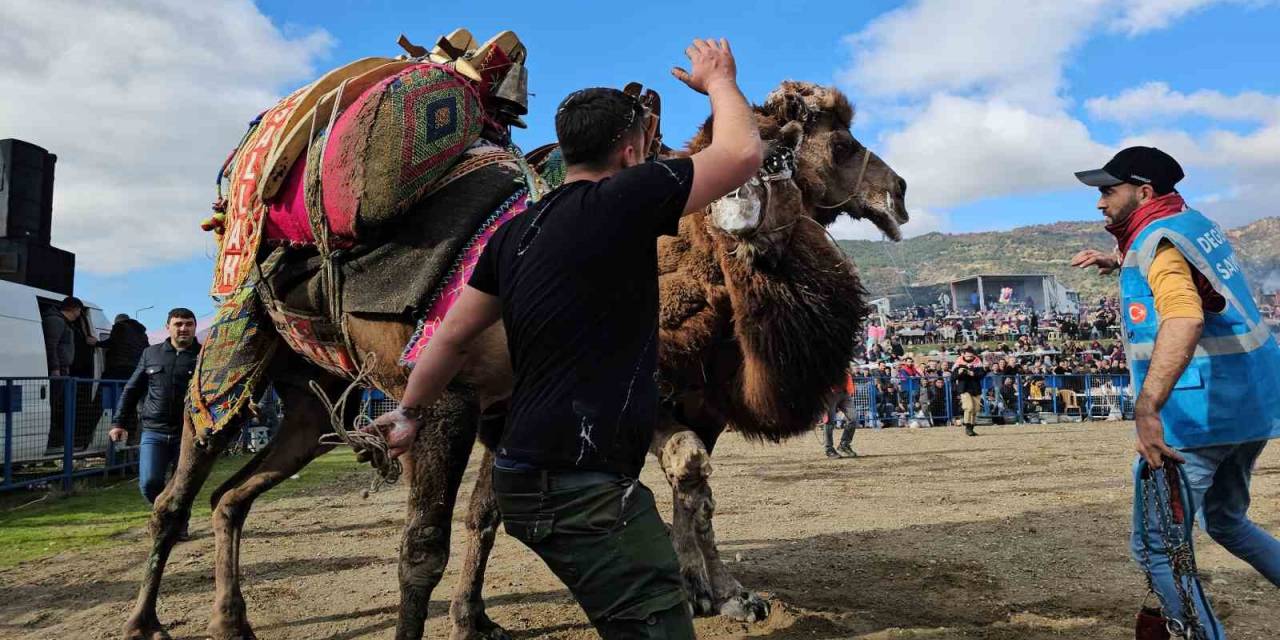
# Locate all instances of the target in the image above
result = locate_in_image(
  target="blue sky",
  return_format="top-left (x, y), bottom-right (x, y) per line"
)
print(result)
top-left (4, 0), bottom-right (1278, 326)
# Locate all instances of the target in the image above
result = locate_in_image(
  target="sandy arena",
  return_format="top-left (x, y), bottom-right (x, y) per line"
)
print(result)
top-left (1, 421), bottom-right (1276, 640)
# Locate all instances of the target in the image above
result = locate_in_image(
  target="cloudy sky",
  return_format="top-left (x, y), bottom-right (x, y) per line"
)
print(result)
top-left (2, 0), bottom-right (1277, 322)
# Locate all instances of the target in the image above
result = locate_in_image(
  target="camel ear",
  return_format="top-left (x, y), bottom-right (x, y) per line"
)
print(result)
top-left (779, 121), bottom-right (804, 151)
top-left (763, 86), bottom-right (810, 125)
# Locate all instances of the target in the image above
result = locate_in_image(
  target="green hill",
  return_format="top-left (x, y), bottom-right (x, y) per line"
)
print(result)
top-left (840, 216), bottom-right (1280, 305)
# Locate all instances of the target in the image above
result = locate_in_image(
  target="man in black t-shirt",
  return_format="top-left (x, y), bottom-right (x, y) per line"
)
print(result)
top-left (369, 38), bottom-right (762, 638)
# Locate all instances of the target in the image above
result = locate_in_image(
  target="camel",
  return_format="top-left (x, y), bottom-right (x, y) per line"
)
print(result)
top-left (121, 79), bottom-right (907, 640)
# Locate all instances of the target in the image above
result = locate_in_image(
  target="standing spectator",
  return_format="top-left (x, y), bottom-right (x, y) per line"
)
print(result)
top-left (953, 346), bottom-right (987, 436)
top-left (108, 309), bottom-right (201, 539)
top-left (925, 377), bottom-right (952, 426)
top-left (100, 314), bottom-right (150, 380)
top-left (822, 370), bottom-right (858, 458)
top-left (889, 335), bottom-right (905, 359)
top-left (1029, 309), bottom-right (1039, 336)
top-left (41, 296), bottom-right (85, 376)
top-left (43, 297), bottom-right (95, 451)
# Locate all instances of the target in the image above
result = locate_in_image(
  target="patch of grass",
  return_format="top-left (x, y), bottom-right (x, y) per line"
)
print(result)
top-left (0, 449), bottom-right (359, 567)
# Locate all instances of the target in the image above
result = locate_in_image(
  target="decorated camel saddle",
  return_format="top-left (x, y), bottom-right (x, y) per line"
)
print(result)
top-left (191, 29), bottom-right (533, 440)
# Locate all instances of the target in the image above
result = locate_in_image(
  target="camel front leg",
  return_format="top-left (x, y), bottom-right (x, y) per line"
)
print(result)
top-left (123, 418), bottom-right (233, 640)
top-left (654, 426), bottom-right (770, 623)
top-left (396, 385), bottom-right (479, 640)
top-left (447, 448), bottom-right (508, 640)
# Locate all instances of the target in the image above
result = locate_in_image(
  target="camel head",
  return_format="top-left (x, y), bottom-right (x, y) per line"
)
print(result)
top-left (704, 121), bottom-right (808, 267)
top-left (760, 81), bottom-right (908, 240)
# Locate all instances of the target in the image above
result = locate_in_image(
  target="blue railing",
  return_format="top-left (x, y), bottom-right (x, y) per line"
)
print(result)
top-left (1, 377), bottom-right (137, 493)
top-left (846, 374), bottom-right (1133, 427)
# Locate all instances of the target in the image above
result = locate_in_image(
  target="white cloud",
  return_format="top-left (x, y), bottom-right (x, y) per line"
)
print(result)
top-left (1086, 82), bottom-right (1280, 124)
top-left (839, 0), bottom-right (1100, 111)
top-left (838, 0), bottom-right (1280, 234)
top-left (1112, 0), bottom-right (1273, 35)
top-left (879, 94), bottom-right (1110, 209)
top-left (0, 0), bottom-right (332, 274)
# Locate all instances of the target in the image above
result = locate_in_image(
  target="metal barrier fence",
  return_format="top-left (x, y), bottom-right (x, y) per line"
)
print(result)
top-left (848, 374), bottom-right (1133, 427)
top-left (2, 377), bottom-right (138, 492)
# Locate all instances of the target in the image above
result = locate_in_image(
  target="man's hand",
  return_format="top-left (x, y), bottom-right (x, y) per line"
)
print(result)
top-left (108, 426), bottom-right (128, 443)
top-left (1071, 249), bottom-right (1120, 275)
top-left (672, 38), bottom-right (737, 95)
top-left (1134, 408), bottom-right (1184, 468)
top-left (85, 335), bottom-right (99, 347)
top-left (364, 407), bottom-right (423, 460)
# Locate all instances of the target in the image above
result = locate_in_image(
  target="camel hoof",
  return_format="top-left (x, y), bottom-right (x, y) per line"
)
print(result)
top-left (207, 619), bottom-right (257, 640)
top-left (449, 612), bottom-right (511, 640)
top-left (718, 591), bottom-right (770, 624)
top-left (123, 613), bottom-right (170, 640)
top-left (682, 574), bottom-right (716, 616)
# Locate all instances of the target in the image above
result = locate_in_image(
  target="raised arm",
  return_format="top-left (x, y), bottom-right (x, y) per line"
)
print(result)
top-left (672, 38), bottom-right (763, 214)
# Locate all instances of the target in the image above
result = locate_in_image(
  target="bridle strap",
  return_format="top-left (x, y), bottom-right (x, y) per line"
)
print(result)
top-left (814, 147), bottom-right (871, 211)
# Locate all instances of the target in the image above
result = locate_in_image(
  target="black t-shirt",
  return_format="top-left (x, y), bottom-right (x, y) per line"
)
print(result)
top-left (469, 158), bottom-right (694, 477)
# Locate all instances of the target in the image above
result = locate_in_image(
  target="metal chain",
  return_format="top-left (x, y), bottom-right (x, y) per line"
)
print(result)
top-left (1138, 463), bottom-right (1209, 640)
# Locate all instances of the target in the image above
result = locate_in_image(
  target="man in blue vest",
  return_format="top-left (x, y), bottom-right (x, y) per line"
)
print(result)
top-left (1073, 147), bottom-right (1280, 637)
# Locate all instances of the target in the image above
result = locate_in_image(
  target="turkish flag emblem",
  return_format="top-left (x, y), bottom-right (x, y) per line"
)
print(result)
top-left (1128, 302), bottom-right (1149, 324)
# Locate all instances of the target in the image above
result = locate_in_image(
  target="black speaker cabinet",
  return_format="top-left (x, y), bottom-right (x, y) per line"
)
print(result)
top-left (0, 139), bottom-right (57, 244)
top-left (0, 238), bottom-right (74, 295)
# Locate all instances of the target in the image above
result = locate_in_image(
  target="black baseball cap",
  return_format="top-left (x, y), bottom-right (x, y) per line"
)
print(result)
top-left (1075, 146), bottom-right (1184, 194)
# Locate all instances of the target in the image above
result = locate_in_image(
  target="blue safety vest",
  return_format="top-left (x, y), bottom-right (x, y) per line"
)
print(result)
top-left (1119, 208), bottom-right (1280, 448)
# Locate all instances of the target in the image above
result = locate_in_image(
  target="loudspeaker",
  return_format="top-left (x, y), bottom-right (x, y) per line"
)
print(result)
top-left (0, 238), bottom-right (74, 295)
top-left (0, 139), bottom-right (57, 244)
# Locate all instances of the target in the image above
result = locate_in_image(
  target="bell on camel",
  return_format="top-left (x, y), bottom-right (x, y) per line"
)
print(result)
top-left (492, 62), bottom-right (529, 116)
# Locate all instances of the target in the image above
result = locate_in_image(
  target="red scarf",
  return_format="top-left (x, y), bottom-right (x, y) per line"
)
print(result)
top-left (1105, 192), bottom-right (1186, 256)
top-left (1106, 192), bottom-right (1225, 311)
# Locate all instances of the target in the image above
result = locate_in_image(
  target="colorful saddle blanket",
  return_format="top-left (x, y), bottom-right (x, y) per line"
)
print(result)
top-left (213, 61), bottom-right (486, 294)
top-left (188, 280), bottom-right (277, 442)
top-left (400, 187), bottom-right (530, 365)
top-left (398, 144), bottom-right (567, 365)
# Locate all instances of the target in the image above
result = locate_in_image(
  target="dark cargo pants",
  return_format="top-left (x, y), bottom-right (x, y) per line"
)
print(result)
top-left (493, 468), bottom-right (695, 639)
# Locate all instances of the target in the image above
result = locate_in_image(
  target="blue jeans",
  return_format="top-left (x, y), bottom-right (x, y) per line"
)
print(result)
top-left (139, 430), bottom-right (182, 503)
top-left (1130, 439), bottom-right (1280, 637)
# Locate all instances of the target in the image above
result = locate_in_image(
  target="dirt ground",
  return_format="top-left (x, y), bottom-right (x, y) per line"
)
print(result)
top-left (2, 421), bottom-right (1277, 640)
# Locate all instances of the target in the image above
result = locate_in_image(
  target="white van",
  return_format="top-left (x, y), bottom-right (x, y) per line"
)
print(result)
top-left (0, 280), bottom-right (115, 464)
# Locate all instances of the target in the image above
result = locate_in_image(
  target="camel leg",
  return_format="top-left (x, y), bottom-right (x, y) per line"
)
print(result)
top-left (123, 416), bottom-right (238, 640)
top-left (654, 425), bottom-right (770, 623)
top-left (396, 384), bottom-right (479, 640)
top-left (206, 380), bottom-right (335, 640)
top-left (446, 447), bottom-right (508, 640)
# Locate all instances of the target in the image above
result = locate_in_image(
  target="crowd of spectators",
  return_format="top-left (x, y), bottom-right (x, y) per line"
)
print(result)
top-left (847, 298), bottom-right (1133, 427)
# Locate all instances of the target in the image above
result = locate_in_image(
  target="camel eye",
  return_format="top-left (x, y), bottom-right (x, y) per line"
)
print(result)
top-left (832, 138), bottom-right (861, 163)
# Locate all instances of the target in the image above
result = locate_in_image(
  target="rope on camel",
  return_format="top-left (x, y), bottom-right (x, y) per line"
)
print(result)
top-left (309, 352), bottom-right (402, 493)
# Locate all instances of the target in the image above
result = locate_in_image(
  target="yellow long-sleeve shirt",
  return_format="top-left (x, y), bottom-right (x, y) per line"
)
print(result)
top-left (1147, 241), bottom-right (1208, 321)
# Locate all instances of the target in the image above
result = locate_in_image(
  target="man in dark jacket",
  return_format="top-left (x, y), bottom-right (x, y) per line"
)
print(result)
top-left (43, 297), bottom-right (99, 451)
top-left (100, 314), bottom-right (150, 380)
top-left (953, 345), bottom-right (987, 436)
top-left (41, 296), bottom-right (85, 376)
top-left (109, 309), bottom-right (199, 523)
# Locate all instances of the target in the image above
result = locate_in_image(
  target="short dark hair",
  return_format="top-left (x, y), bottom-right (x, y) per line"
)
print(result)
top-left (554, 88), bottom-right (645, 169)
top-left (167, 308), bottom-right (196, 324)
top-left (60, 296), bottom-right (84, 311)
